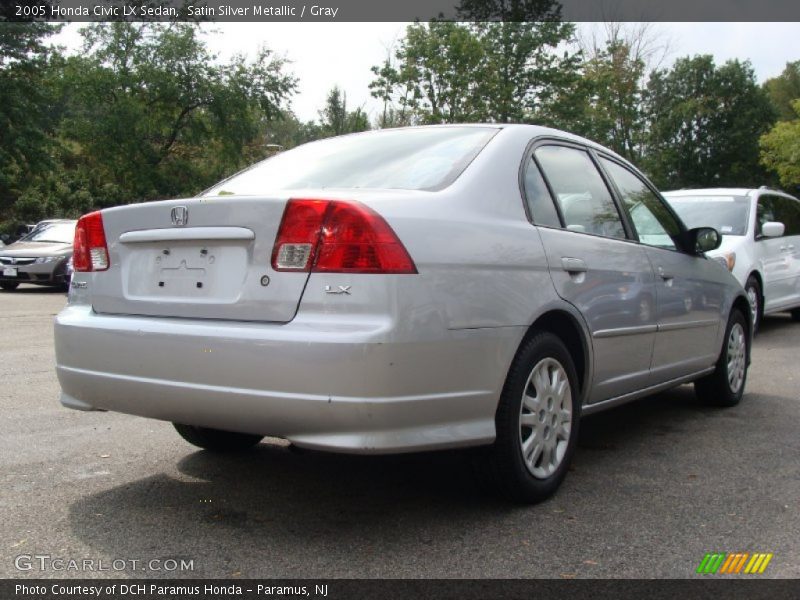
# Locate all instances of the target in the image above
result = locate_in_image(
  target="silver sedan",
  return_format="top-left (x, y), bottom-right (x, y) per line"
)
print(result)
top-left (54, 125), bottom-right (751, 503)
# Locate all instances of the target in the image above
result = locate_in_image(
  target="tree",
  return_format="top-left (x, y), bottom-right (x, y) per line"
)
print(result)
top-left (472, 20), bottom-right (581, 124)
top-left (643, 56), bottom-right (776, 189)
top-left (574, 23), bottom-right (670, 161)
top-left (369, 21), bottom-right (484, 124)
top-left (760, 100), bottom-right (800, 191)
top-left (317, 86), bottom-right (370, 136)
top-left (0, 21), bottom-right (62, 221)
top-left (368, 16), bottom-right (580, 125)
top-left (54, 22), bottom-right (297, 206)
top-left (764, 61), bottom-right (800, 122)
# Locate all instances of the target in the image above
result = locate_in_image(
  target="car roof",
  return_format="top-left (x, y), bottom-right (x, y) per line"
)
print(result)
top-left (329, 123), bottom-right (632, 165)
top-left (34, 219), bottom-right (78, 225)
top-left (663, 187), bottom-right (799, 201)
top-left (662, 188), bottom-right (754, 197)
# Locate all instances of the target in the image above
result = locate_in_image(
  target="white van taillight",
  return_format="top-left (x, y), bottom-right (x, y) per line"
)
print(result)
top-left (271, 199), bottom-right (417, 274)
top-left (73, 211), bottom-right (109, 272)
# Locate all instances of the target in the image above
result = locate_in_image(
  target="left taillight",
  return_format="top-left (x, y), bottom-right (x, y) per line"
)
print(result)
top-left (73, 211), bottom-right (109, 272)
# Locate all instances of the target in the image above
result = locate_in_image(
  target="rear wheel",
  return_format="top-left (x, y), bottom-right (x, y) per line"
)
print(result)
top-left (173, 423), bottom-right (263, 452)
top-left (0, 282), bottom-right (19, 291)
top-left (744, 275), bottom-right (761, 333)
top-left (694, 308), bottom-right (748, 407)
top-left (476, 331), bottom-right (580, 503)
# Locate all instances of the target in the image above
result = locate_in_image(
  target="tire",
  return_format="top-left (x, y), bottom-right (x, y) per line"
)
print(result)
top-left (476, 331), bottom-right (581, 504)
top-left (173, 423), bottom-right (263, 452)
top-left (744, 275), bottom-right (762, 334)
top-left (694, 308), bottom-right (748, 407)
top-left (0, 282), bottom-right (19, 291)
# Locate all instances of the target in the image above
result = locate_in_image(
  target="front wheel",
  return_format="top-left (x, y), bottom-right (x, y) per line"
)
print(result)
top-left (173, 423), bottom-right (263, 452)
top-left (694, 308), bottom-right (749, 407)
top-left (476, 331), bottom-right (580, 504)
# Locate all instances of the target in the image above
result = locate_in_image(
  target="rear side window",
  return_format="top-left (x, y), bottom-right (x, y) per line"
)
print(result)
top-left (757, 195), bottom-right (800, 237)
top-left (203, 127), bottom-right (498, 195)
top-left (600, 158), bottom-right (681, 250)
top-left (774, 197), bottom-right (800, 236)
top-left (535, 145), bottom-right (626, 239)
top-left (522, 158), bottom-right (561, 228)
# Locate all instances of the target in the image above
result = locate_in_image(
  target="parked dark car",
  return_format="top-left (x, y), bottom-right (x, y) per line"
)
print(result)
top-left (0, 219), bottom-right (77, 291)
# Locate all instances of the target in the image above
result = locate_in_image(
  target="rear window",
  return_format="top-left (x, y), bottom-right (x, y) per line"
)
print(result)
top-left (202, 127), bottom-right (498, 196)
top-left (666, 195), bottom-right (751, 236)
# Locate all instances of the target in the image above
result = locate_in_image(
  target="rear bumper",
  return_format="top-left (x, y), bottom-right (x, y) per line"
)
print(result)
top-left (55, 305), bottom-right (524, 453)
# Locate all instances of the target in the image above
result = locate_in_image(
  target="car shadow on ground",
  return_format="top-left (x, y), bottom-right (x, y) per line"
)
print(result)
top-left (65, 381), bottom-right (766, 577)
top-left (0, 284), bottom-right (66, 294)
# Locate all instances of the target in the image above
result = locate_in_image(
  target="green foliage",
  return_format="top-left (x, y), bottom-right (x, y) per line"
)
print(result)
top-left (577, 41), bottom-right (646, 162)
top-left (764, 61), bottom-right (800, 122)
top-left (55, 23), bottom-right (297, 206)
top-left (0, 21), bottom-right (297, 229)
top-left (643, 56), bottom-right (776, 189)
top-left (760, 100), bottom-right (800, 191)
top-left (369, 20), bottom-right (580, 125)
top-left (317, 86), bottom-right (370, 136)
top-left (370, 21), bottom-right (484, 124)
top-left (0, 22), bottom-right (62, 219)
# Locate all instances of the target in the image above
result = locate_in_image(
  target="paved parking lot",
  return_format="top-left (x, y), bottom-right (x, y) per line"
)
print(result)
top-left (1, 285), bottom-right (798, 579)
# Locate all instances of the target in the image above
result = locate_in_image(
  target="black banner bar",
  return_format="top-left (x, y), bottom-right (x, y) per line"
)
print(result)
top-left (4, 579), bottom-right (800, 600)
top-left (3, 0), bottom-right (800, 22)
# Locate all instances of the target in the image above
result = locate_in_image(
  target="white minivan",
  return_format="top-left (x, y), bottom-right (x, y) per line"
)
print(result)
top-left (664, 187), bottom-right (800, 331)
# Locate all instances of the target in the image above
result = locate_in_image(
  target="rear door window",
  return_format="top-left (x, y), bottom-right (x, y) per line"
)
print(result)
top-left (534, 145), bottom-right (627, 240)
top-left (522, 158), bottom-right (561, 228)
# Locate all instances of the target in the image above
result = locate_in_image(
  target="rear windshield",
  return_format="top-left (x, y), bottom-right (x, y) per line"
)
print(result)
top-left (666, 195), bottom-right (751, 236)
top-left (202, 127), bottom-right (498, 195)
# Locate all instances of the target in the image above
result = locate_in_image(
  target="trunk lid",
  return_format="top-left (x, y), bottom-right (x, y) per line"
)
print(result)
top-left (91, 196), bottom-right (306, 323)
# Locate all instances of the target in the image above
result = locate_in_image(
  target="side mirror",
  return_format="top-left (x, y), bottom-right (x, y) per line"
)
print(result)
top-left (760, 221), bottom-right (785, 238)
top-left (687, 227), bottom-right (722, 254)
top-left (0, 234), bottom-right (9, 243)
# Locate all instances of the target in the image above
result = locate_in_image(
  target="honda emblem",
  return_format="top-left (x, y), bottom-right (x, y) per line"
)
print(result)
top-left (171, 206), bottom-right (189, 227)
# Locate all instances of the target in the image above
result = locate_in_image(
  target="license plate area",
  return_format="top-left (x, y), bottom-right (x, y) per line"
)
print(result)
top-left (125, 242), bottom-right (247, 302)
top-left (3, 267), bottom-right (17, 277)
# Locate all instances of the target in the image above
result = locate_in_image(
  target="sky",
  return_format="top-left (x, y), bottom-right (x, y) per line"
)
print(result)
top-left (50, 22), bottom-right (800, 123)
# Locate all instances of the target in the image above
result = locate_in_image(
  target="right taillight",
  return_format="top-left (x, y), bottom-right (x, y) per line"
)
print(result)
top-left (73, 211), bottom-right (109, 272)
top-left (271, 199), bottom-right (417, 274)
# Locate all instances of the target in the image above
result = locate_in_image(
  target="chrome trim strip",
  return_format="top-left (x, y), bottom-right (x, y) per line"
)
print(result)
top-left (119, 227), bottom-right (255, 243)
top-left (657, 319), bottom-right (719, 332)
top-left (581, 367), bottom-right (715, 415)
top-left (593, 325), bottom-right (658, 338)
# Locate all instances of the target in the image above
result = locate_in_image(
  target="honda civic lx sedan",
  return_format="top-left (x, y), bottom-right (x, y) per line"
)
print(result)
top-left (54, 125), bottom-right (751, 503)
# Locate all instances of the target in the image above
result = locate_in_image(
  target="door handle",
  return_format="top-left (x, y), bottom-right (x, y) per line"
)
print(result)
top-left (788, 244), bottom-right (795, 251)
top-left (657, 266), bottom-right (674, 280)
top-left (561, 257), bottom-right (587, 273)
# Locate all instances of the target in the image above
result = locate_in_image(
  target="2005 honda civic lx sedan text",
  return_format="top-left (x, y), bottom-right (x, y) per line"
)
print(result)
top-left (54, 125), bottom-right (752, 503)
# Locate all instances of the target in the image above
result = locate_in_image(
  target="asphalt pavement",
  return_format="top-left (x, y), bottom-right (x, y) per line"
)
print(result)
top-left (1, 285), bottom-right (798, 579)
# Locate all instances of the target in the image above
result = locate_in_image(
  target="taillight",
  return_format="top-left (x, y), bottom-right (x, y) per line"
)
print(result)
top-left (73, 211), bottom-right (109, 272)
top-left (271, 199), bottom-right (417, 274)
